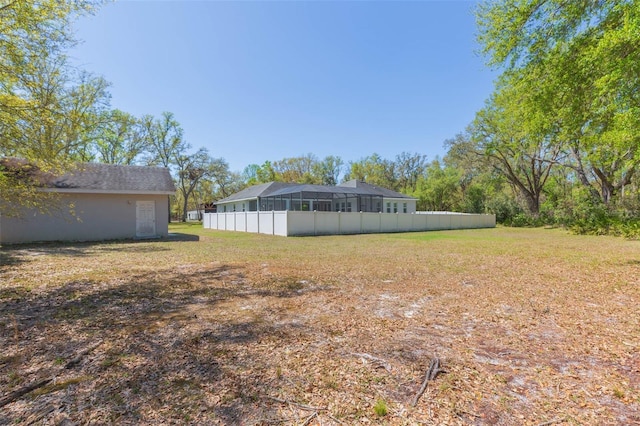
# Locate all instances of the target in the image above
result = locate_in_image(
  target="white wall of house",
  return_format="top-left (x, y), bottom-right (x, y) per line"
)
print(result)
top-left (382, 198), bottom-right (416, 214)
top-left (203, 211), bottom-right (495, 237)
top-left (0, 193), bottom-right (170, 244)
top-left (217, 201), bottom-right (252, 213)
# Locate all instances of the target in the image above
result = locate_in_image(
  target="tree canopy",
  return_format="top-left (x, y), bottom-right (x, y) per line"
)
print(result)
top-left (0, 1), bottom-right (104, 214)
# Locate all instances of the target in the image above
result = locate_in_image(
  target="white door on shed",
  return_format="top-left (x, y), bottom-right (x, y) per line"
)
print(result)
top-left (136, 200), bottom-right (156, 237)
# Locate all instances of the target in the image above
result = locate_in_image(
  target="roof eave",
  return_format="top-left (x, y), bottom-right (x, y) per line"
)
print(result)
top-left (383, 196), bottom-right (417, 201)
top-left (215, 196), bottom-right (258, 204)
top-left (42, 188), bottom-right (176, 195)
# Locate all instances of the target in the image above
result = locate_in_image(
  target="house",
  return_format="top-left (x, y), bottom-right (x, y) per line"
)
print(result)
top-left (0, 161), bottom-right (175, 244)
top-left (214, 180), bottom-right (417, 214)
top-left (205, 180), bottom-right (495, 236)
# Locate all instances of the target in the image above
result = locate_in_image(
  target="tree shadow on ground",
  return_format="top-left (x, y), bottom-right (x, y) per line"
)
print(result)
top-left (0, 263), bottom-right (325, 424)
top-left (166, 232), bottom-right (200, 242)
top-left (0, 236), bottom-right (203, 268)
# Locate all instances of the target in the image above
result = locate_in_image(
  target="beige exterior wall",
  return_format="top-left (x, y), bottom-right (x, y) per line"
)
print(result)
top-left (0, 193), bottom-right (170, 244)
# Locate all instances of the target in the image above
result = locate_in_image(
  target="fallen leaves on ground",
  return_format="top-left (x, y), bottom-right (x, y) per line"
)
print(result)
top-left (1, 227), bottom-right (639, 424)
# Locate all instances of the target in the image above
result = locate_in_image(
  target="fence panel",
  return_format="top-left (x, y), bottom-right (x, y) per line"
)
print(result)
top-left (203, 211), bottom-right (496, 236)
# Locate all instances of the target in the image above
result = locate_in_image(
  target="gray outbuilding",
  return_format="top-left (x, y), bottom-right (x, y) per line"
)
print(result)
top-left (0, 162), bottom-right (175, 244)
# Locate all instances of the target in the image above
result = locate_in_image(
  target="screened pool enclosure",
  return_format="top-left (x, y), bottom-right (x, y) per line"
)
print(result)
top-left (257, 185), bottom-right (384, 213)
top-left (214, 180), bottom-right (417, 214)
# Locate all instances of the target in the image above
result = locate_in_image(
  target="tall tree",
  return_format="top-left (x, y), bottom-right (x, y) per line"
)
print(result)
top-left (5, 56), bottom-right (110, 162)
top-left (94, 110), bottom-right (148, 165)
top-left (476, 0), bottom-right (640, 206)
top-left (242, 164), bottom-right (261, 185)
top-left (209, 158), bottom-right (245, 199)
top-left (174, 148), bottom-right (211, 222)
top-left (395, 152), bottom-right (427, 192)
top-left (344, 153), bottom-right (397, 190)
top-left (255, 161), bottom-right (278, 183)
top-left (0, 1), bottom-right (106, 216)
top-left (312, 155), bottom-right (344, 186)
top-left (142, 112), bottom-right (186, 168)
top-left (413, 159), bottom-right (461, 211)
top-left (470, 73), bottom-right (561, 215)
top-left (444, 133), bottom-right (496, 214)
top-left (0, 0), bottom-right (102, 163)
top-left (271, 154), bottom-right (319, 183)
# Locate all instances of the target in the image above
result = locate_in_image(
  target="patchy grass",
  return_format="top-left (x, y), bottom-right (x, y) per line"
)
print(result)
top-left (1, 225), bottom-right (639, 424)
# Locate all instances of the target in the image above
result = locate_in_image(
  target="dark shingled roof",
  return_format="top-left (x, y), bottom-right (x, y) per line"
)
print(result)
top-left (50, 163), bottom-right (175, 194)
top-left (215, 181), bottom-right (298, 203)
top-left (216, 179), bottom-right (414, 203)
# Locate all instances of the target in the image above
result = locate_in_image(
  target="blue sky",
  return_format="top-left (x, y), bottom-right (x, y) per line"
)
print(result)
top-left (70, 0), bottom-right (496, 173)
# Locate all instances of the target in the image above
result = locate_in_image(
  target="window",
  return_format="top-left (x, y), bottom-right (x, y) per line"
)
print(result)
top-left (403, 203), bottom-right (407, 213)
top-left (233, 204), bottom-right (236, 212)
top-left (393, 202), bottom-right (398, 213)
top-left (386, 202), bottom-right (391, 213)
top-left (242, 203), bottom-right (246, 212)
top-left (346, 202), bottom-right (352, 212)
top-left (223, 205), bottom-right (227, 212)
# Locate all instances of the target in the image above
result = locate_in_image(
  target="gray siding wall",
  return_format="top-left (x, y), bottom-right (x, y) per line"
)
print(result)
top-left (0, 193), bottom-right (170, 244)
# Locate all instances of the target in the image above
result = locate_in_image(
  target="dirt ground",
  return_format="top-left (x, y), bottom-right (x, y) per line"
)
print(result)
top-left (1, 226), bottom-right (639, 425)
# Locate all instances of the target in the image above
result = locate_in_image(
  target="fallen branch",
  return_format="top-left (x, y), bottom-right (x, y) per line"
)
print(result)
top-left (265, 396), bottom-right (327, 412)
top-left (326, 413), bottom-right (346, 425)
top-left (25, 405), bottom-right (56, 425)
top-left (455, 408), bottom-right (481, 419)
top-left (411, 358), bottom-right (446, 407)
top-left (65, 339), bottom-right (103, 369)
top-left (0, 340), bottom-right (103, 408)
top-left (301, 411), bottom-right (318, 426)
top-left (0, 378), bottom-right (52, 409)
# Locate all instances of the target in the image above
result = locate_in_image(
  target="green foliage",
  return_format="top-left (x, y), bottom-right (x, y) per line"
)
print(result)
top-left (94, 110), bottom-right (148, 165)
top-left (471, 0), bottom-right (640, 234)
top-left (0, 1), bottom-right (106, 215)
top-left (461, 184), bottom-right (486, 214)
top-left (413, 159), bottom-right (461, 211)
top-left (241, 155), bottom-right (344, 186)
top-left (373, 399), bottom-right (388, 417)
top-left (394, 152), bottom-right (427, 193)
top-left (470, 72), bottom-right (561, 215)
top-left (345, 153), bottom-right (398, 190)
top-left (484, 191), bottom-right (522, 225)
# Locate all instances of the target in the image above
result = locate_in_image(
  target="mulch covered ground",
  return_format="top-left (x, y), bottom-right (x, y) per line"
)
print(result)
top-left (1, 227), bottom-right (639, 425)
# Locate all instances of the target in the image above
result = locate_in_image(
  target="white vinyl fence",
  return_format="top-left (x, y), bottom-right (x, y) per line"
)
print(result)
top-left (203, 211), bottom-right (495, 237)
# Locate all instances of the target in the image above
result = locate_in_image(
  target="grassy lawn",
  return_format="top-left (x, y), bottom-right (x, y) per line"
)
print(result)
top-left (1, 225), bottom-right (639, 424)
